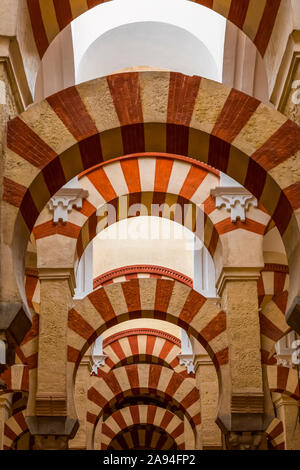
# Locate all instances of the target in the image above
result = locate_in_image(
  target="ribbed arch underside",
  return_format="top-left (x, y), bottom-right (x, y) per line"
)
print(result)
top-left (26, 0), bottom-right (281, 59)
top-left (107, 424), bottom-right (178, 450)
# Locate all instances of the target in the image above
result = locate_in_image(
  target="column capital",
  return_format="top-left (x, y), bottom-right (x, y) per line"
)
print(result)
top-left (38, 267), bottom-right (76, 296)
top-left (210, 186), bottom-right (258, 223)
top-left (193, 353), bottom-right (213, 373)
top-left (216, 267), bottom-right (263, 296)
top-left (48, 188), bottom-right (89, 223)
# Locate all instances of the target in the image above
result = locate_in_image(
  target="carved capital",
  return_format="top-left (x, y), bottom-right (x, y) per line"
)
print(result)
top-left (48, 188), bottom-right (88, 223)
top-left (211, 187), bottom-right (257, 222)
top-left (178, 354), bottom-right (195, 374)
top-left (38, 267), bottom-right (76, 296)
top-left (90, 354), bottom-right (108, 376)
top-left (225, 431), bottom-right (263, 450)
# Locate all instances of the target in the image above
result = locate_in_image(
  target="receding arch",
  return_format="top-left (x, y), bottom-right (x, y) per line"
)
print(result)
top-left (98, 404), bottom-right (186, 450)
top-left (87, 364), bottom-right (201, 436)
top-left (4, 72), bottom-right (300, 338)
top-left (107, 423), bottom-right (178, 450)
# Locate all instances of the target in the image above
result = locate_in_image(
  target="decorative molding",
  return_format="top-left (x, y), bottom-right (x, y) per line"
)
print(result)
top-left (93, 265), bottom-right (193, 289)
top-left (210, 187), bottom-right (258, 222)
top-left (38, 267), bottom-right (76, 297)
top-left (216, 267), bottom-right (262, 296)
top-left (35, 393), bottom-right (67, 416)
top-left (90, 355), bottom-right (108, 376)
top-left (177, 354), bottom-right (195, 374)
top-left (231, 393), bottom-right (264, 414)
top-left (262, 264), bottom-right (289, 274)
top-left (103, 328), bottom-right (181, 348)
top-left (48, 188), bottom-right (88, 223)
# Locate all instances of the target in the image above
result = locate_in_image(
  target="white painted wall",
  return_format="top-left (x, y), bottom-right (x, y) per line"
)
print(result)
top-left (72, 0), bottom-right (226, 83)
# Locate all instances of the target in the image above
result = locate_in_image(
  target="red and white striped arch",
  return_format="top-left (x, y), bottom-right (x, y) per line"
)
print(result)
top-left (93, 265), bottom-right (194, 289)
top-left (26, 0), bottom-right (282, 60)
top-left (94, 328), bottom-right (191, 377)
top-left (3, 411), bottom-right (28, 450)
top-left (99, 405), bottom-right (186, 450)
top-left (68, 278), bottom-right (228, 371)
top-left (87, 364), bottom-right (201, 435)
top-left (258, 264), bottom-right (290, 364)
top-left (0, 365), bottom-right (29, 395)
top-left (32, 155), bottom-right (270, 270)
top-left (265, 418), bottom-right (285, 450)
top-left (4, 72), bottom-right (300, 334)
top-left (267, 365), bottom-right (300, 401)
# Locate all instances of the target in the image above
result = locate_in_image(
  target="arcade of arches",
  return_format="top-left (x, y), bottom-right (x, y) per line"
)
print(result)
top-left (0, 0), bottom-right (300, 451)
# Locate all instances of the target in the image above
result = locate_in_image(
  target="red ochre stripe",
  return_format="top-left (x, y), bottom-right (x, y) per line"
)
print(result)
top-left (160, 410), bottom-right (174, 429)
top-left (159, 341), bottom-right (174, 360)
top-left (200, 311), bottom-right (226, 343)
top-left (87, 0), bottom-right (106, 8)
top-left (107, 73), bottom-right (143, 126)
top-left (7, 117), bottom-right (57, 168)
top-left (105, 373), bottom-right (123, 395)
top-left (88, 386), bottom-right (107, 408)
top-left (113, 410), bottom-right (127, 429)
top-left (284, 182), bottom-right (300, 210)
top-left (212, 89), bottom-right (260, 143)
top-left (87, 167), bottom-right (117, 201)
top-left (68, 308), bottom-right (96, 341)
top-left (88, 288), bottom-right (116, 322)
top-left (172, 423), bottom-right (185, 440)
top-left (179, 291), bottom-right (206, 324)
top-left (180, 166), bottom-right (207, 199)
top-left (126, 365), bottom-right (140, 388)
top-left (26, 0), bottom-right (49, 58)
top-left (228, 0), bottom-right (250, 29)
top-left (148, 364), bottom-right (162, 389)
top-left (147, 405), bottom-right (157, 425)
top-left (53, 0), bottom-right (73, 31)
top-left (146, 336), bottom-right (156, 356)
top-left (155, 279), bottom-right (174, 313)
top-left (2, 178), bottom-right (27, 208)
top-left (47, 87), bottom-right (98, 140)
top-left (121, 159), bottom-right (141, 193)
top-left (110, 341), bottom-right (126, 361)
top-left (76, 199), bottom-right (96, 217)
top-left (165, 373), bottom-right (184, 397)
top-left (277, 366), bottom-right (290, 391)
top-left (128, 335), bottom-right (139, 355)
top-left (254, 0), bottom-right (281, 57)
top-left (154, 159), bottom-right (174, 193)
top-left (167, 73), bottom-right (201, 126)
top-left (130, 405), bottom-right (140, 425)
top-left (180, 388), bottom-right (199, 410)
top-left (259, 313), bottom-right (284, 342)
top-left (67, 345), bottom-right (80, 363)
top-left (216, 218), bottom-right (266, 236)
top-left (102, 423), bottom-right (115, 439)
top-left (15, 412), bottom-right (27, 432)
top-left (252, 120), bottom-right (300, 171)
top-left (33, 220), bottom-right (81, 239)
top-left (122, 279), bottom-right (141, 312)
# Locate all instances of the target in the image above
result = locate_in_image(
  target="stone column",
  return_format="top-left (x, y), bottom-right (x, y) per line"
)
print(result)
top-left (0, 393), bottom-right (11, 449)
top-left (272, 392), bottom-right (300, 450)
top-left (193, 346), bottom-right (223, 450)
top-left (69, 353), bottom-right (92, 450)
top-left (217, 269), bottom-right (268, 449)
top-left (26, 268), bottom-right (79, 450)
